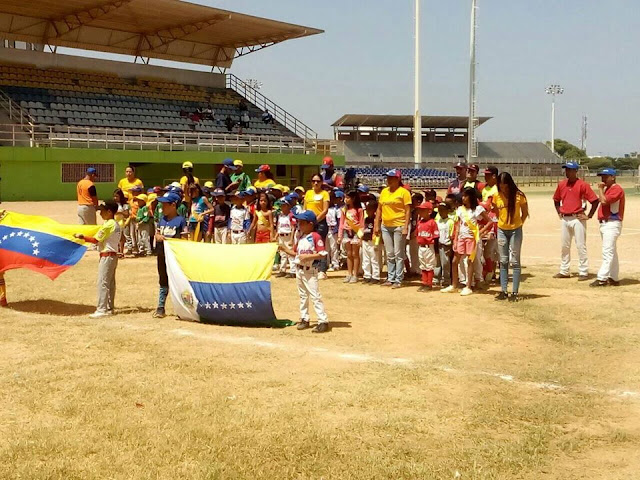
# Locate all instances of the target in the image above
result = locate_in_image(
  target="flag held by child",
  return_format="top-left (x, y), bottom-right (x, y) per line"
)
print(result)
top-left (0, 210), bottom-right (100, 280)
top-left (163, 240), bottom-right (280, 325)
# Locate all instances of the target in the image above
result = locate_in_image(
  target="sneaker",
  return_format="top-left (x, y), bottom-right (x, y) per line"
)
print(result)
top-left (318, 272), bottom-right (328, 280)
top-left (382, 281), bottom-right (393, 287)
top-left (589, 279), bottom-right (608, 288)
top-left (608, 278), bottom-right (620, 286)
top-left (287, 273), bottom-right (296, 279)
top-left (495, 291), bottom-right (509, 301)
top-left (553, 273), bottom-right (571, 279)
top-left (297, 320), bottom-right (310, 330)
top-left (152, 309), bottom-right (166, 318)
top-left (440, 285), bottom-right (456, 293)
top-left (349, 276), bottom-right (358, 284)
top-left (327, 267), bottom-right (335, 272)
top-left (508, 293), bottom-right (521, 303)
top-left (578, 275), bottom-right (590, 282)
top-left (460, 287), bottom-right (473, 296)
top-left (312, 323), bottom-right (329, 333)
top-left (391, 283), bottom-right (402, 289)
top-left (343, 275), bottom-right (352, 283)
top-left (89, 311), bottom-right (110, 319)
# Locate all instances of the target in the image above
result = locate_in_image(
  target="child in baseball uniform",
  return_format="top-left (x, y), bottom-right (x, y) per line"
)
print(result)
top-left (325, 190), bottom-right (343, 272)
top-left (229, 191), bottom-right (251, 244)
top-left (415, 201), bottom-right (439, 292)
top-left (279, 210), bottom-right (330, 334)
top-left (276, 197), bottom-right (297, 278)
top-left (361, 199), bottom-right (381, 284)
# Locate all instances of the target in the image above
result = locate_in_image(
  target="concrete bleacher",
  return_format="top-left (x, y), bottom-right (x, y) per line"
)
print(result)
top-left (345, 141), bottom-right (561, 164)
top-left (0, 63), bottom-right (295, 137)
top-left (336, 167), bottom-right (455, 189)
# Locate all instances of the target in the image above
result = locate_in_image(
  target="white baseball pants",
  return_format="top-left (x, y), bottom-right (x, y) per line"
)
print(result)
top-left (296, 268), bottom-right (328, 324)
top-left (560, 216), bottom-right (589, 276)
top-left (230, 231), bottom-right (247, 244)
top-left (362, 239), bottom-right (381, 280)
top-left (214, 227), bottom-right (229, 244)
top-left (597, 220), bottom-right (622, 282)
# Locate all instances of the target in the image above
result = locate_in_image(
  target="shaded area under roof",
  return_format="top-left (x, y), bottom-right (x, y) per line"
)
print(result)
top-left (333, 114), bottom-right (492, 129)
top-left (0, 0), bottom-right (323, 68)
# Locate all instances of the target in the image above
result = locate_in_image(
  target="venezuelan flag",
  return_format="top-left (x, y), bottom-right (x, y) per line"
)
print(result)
top-left (0, 210), bottom-right (100, 280)
top-left (163, 240), bottom-right (282, 326)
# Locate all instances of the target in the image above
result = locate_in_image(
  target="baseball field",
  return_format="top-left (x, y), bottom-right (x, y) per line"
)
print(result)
top-left (1, 187), bottom-right (639, 479)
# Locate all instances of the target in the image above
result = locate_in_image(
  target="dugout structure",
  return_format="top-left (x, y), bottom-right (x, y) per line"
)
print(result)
top-left (0, 0), bottom-right (340, 201)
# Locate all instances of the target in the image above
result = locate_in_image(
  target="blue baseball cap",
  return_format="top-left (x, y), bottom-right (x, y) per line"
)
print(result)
top-left (562, 162), bottom-right (580, 170)
top-left (386, 169), bottom-right (402, 178)
top-left (288, 192), bottom-right (300, 200)
top-left (294, 210), bottom-right (317, 224)
top-left (212, 188), bottom-right (225, 196)
top-left (232, 190), bottom-right (247, 198)
top-left (598, 168), bottom-right (617, 176)
top-left (334, 190), bottom-right (345, 198)
top-left (87, 167), bottom-right (97, 174)
top-left (222, 158), bottom-right (237, 170)
top-left (357, 184), bottom-right (370, 193)
top-left (157, 192), bottom-right (181, 204)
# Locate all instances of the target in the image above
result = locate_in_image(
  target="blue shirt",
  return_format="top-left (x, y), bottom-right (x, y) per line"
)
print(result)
top-left (157, 215), bottom-right (187, 255)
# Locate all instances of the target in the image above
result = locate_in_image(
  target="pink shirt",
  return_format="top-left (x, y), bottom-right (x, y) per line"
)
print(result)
top-left (338, 207), bottom-right (364, 238)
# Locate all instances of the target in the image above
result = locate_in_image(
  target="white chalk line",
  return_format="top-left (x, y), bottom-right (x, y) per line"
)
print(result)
top-left (164, 326), bottom-right (640, 402)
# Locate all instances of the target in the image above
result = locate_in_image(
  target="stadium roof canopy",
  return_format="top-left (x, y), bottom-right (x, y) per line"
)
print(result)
top-left (332, 114), bottom-right (492, 129)
top-left (0, 0), bottom-right (323, 68)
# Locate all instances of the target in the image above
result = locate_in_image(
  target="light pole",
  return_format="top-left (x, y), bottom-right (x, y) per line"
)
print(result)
top-left (467, 0), bottom-right (478, 162)
top-left (413, 0), bottom-right (421, 167)
top-left (545, 84), bottom-right (564, 154)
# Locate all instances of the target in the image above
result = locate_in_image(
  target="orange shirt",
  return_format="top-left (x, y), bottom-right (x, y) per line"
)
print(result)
top-left (77, 179), bottom-right (97, 206)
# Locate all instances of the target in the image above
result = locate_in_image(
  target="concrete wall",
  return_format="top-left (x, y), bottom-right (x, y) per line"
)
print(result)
top-left (0, 147), bottom-right (345, 201)
top-left (0, 48), bottom-right (226, 89)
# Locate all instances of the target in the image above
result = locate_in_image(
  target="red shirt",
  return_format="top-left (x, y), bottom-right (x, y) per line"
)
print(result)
top-left (598, 184), bottom-right (625, 221)
top-left (416, 218), bottom-right (439, 246)
top-left (553, 179), bottom-right (597, 215)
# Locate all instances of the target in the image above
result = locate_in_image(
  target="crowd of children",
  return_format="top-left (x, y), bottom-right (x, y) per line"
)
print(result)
top-left (64, 160), bottom-right (531, 330)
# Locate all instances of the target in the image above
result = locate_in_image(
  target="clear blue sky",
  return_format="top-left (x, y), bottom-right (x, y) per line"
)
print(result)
top-left (68, 1), bottom-right (640, 156)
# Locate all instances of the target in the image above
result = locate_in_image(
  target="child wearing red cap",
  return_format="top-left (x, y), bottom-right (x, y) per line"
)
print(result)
top-left (415, 202), bottom-right (439, 291)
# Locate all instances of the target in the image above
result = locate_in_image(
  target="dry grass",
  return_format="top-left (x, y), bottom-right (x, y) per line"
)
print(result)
top-left (1, 191), bottom-right (640, 479)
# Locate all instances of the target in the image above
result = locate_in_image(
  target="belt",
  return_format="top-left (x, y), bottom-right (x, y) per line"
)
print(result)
top-left (600, 219), bottom-right (621, 224)
top-left (299, 265), bottom-right (316, 271)
top-left (561, 213), bottom-right (580, 217)
top-left (231, 230), bottom-right (245, 234)
top-left (279, 233), bottom-right (291, 236)
top-left (99, 252), bottom-right (118, 257)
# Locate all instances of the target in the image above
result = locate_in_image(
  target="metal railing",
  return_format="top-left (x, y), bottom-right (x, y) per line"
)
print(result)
top-left (0, 123), bottom-right (337, 155)
top-left (0, 90), bottom-right (34, 127)
top-left (226, 74), bottom-right (318, 141)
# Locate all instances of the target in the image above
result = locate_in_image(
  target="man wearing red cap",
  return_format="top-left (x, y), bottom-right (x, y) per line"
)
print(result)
top-left (463, 164), bottom-right (485, 196)
top-left (320, 156), bottom-right (343, 189)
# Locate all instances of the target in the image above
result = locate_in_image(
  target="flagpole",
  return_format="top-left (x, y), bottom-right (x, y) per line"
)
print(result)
top-left (414, 0), bottom-right (421, 167)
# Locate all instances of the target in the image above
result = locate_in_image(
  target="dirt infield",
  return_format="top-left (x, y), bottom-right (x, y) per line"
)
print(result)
top-left (1, 190), bottom-right (639, 479)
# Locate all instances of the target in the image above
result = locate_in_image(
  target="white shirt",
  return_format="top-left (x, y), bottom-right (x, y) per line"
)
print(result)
top-left (277, 213), bottom-right (295, 235)
top-left (456, 205), bottom-right (485, 239)
top-left (229, 206), bottom-right (250, 232)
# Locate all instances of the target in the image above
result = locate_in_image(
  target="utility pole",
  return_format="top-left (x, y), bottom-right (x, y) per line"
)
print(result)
top-left (468, 0), bottom-right (479, 162)
top-left (545, 84), bottom-right (564, 154)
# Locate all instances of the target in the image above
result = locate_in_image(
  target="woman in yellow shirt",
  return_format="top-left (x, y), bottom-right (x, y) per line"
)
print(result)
top-left (304, 173), bottom-right (330, 278)
top-left (374, 169), bottom-right (412, 288)
top-left (254, 164), bottom-right (276, 190)
top-left (494, 172), bottom-right (529, 302)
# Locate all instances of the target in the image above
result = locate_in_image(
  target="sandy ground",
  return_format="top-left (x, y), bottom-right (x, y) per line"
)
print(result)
top-left (1, 189), bottom-right (639, 479)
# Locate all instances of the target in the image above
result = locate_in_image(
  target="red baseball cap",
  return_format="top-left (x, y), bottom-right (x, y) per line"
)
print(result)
top-left (455, 162), bottom-right (467, 169)
top-left (322, 156), bottom-right (334, 166)
top-left (468, 164), bottom-right (479, 172)
top-left (416, 201), bottom-right (433, 210)
top-left (483, 166), bottom-right (499, 176)
top-left (255, 164), bottom-right (271, 173)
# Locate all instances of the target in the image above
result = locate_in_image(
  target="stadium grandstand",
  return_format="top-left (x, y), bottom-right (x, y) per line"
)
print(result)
top-left (0, 0), bottom-right (336, 201)
top-left (333, 114), bottom-right (564, 188)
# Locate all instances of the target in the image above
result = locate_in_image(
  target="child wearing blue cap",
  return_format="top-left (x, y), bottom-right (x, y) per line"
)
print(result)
top-left (275, 197), bottom-right (297, 278)
top-left (153, 192), bottom-right (188, 318)
top-left (278, 210), bottom-right (330, 333)
top-left (229, 191), bottom-right (251, 244)
top-left (326, 190), bottom-right (344, 271)
top-left (210, 188), bottom-right (231, 244)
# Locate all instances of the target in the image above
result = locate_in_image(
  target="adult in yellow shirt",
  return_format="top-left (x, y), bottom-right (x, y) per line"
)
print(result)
top-left (179, 161), bottom-right (200, 207)
top-left (254, 164), bottom-right (276, 190)
top-left (304, 173), bottom-right (330, 278)
top-left (494, 172), bottom-right (529, 302)
top-left (117, 166), bottom-right (144, 202)
top-left (374, 169), bottom-right (412, 287)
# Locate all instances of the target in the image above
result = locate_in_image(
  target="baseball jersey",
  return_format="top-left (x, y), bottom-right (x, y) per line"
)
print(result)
top-left (415, 218), bottom-right (439, 246)
top-left (95, 219), bottom-right (121, 253)
top-left (277, 212), bottom-right (296, 235)
top-left (230, 205), bottom-right (251, 232)
top-left (326, 205), bottom-right (341, 234)
top-left (598, 184), bottom-right (625, 221)
top-left (553, 179), bottom-right (597, 215)
top-left (294, 232), bottom-right (327, 267)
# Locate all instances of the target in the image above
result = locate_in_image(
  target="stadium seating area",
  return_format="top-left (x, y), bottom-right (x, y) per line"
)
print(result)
top-left (0, 63), bottom-right (296, 137)
top-left (337, 167), bottom-right (455, 189)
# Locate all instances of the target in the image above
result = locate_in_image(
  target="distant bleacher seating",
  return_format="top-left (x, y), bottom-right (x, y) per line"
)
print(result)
top-left (0, 63), bottom-right (296, 137)
top-left (336, 167), bottom-right (455, 189)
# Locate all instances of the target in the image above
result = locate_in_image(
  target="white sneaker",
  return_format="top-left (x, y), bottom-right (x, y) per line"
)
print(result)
top-left (343, 275), bottom-right (352, 283)
top-left (441, 285), bottom-right (456, 293)
top-left (89, 311), bottom-right (111, 319)
top-left (318, 272), bottom-right (328, 280)
top-left (327, 267), bottom-right (335, 272)
top-left (460, 287), bottom-right (473, 296)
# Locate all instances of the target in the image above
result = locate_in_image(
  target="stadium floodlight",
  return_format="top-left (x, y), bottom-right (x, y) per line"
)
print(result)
top-left (545, 84), bottom-right (564, 153)
top-left (413, 0), bottom-right (421, 167)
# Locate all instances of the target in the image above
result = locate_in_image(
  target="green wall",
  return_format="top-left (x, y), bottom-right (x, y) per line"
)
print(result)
top-left (0, 147), bottom-right (345, 201)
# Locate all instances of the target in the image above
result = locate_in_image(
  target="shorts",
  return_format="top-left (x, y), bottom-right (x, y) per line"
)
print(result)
top-left (455, 237), bottom-right (476, 256)
top-left (342, 230), bottom-right (361, 246)
top-left (255, 229), bottom-right (271, 244)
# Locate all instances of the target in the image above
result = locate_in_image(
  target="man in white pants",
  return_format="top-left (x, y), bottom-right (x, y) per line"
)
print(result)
top-left (552, 162), bottom-right (599, 281)
top-left (278, 210), bottom-right (330, 334)
top-left (591, 168), bottom-right (625, 287)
